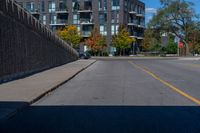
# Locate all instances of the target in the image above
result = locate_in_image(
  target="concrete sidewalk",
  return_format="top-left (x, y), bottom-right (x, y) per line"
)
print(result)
top-left (92, 56), bottom-right (179, 60)
top-left (0, 60), bottom-right (96, 121)
top-left (92, 56), bottom-right (200, 60)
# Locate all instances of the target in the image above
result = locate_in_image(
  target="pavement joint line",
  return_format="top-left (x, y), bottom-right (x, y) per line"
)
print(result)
top-left (128, 61), bottom-right (200, 105)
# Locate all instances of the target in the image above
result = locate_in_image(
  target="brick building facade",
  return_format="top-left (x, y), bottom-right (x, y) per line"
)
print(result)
top-left (16, 0), bottom-right (145, 54)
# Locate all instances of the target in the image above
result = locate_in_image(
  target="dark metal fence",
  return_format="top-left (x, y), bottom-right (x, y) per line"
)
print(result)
top-left (0, 0), bottom-right (78, 83)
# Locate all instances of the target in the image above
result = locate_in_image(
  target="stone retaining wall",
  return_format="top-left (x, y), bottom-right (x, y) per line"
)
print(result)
top-left (0, 0), bottom-right (78, 83)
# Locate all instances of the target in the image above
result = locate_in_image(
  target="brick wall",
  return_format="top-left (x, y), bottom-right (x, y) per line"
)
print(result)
top-left (0, 0), bottom-right (78, 83)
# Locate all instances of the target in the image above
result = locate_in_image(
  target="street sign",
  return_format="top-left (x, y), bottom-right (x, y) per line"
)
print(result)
top-left (178, 41), bottom-right (184, 48)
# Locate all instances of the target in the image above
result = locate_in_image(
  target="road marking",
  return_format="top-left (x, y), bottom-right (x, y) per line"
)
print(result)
top-left (128, 61), bottom-right (200, 105)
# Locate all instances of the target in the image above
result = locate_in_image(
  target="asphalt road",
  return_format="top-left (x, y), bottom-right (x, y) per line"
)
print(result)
top-left (1, 59), bottom-right (200, 133)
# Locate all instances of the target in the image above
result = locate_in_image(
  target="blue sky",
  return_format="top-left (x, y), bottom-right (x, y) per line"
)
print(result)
top-left (141, 0), bottom-right (200, 23)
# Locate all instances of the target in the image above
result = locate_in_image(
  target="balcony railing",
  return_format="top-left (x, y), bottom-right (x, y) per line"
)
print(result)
top-left (80, 18), bottom-right (94, 25)
top-left (128, 20), bottom-right (138, 26)
top-left (137, 23), bottom-right (145, 28)
top-left (30, 9), bottom-right (40, 15)
top-left (129, 32), bottom-right (144, 39)
top-left (136, 11), bottom-right (145, 17)
top-left (137, 33), bottom-right (144, 39)
top-left (129, 10), bottom-right (137, 14)
top-left (56, 8), bottom-right (68, 14)
top-left (129, 32), bottom-right (138, 38)
top-left (50, 19), bottom-right (68, 26)
top-left (82, 31), bottom-right (91, 37)
top-left (78, 7), bottom-right (92, 13)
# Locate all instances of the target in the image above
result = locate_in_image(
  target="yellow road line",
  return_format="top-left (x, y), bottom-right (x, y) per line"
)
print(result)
top-left (128, 61), bottom-right (200, 105)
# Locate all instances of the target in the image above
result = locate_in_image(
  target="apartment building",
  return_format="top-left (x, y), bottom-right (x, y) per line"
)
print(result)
top-left (16, 0), bottom-right (145, 54)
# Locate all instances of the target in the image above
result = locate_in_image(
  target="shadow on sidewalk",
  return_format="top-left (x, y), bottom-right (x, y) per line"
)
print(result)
top-left (1, 102), bottom-right (200, 133)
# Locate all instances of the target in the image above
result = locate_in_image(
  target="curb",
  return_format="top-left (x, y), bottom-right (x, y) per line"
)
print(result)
top-left (92, 57), bottom-right (179, 60)
top-left (0, 60), bottom-right (96, 121)
top-left (30, 60), bottom-right (96, 105)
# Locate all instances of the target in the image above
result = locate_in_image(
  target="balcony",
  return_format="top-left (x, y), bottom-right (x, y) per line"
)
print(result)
top-left (136, 12), bottom-right (145, 17)
top-left (31, 11), bottom-right (39, 15)
top-left (128, 23), bottom-right (137, 27)
top-left (56, 9), bottom-right (68, 14)
top-left (130, 35), bottom-right (137, 38)
top-left (80, 19), bottom-right (94, 25)
top-left (50, 19), bottom-right (68, 26)
top-left (129, 32), bottom-right (138, 38)
top-left (137, 24), bottom-right (145, 28)
top-left (129, 11), bottom-right (137, 14)
top-left (78, 1), bottom-right (92, 13)
top-left (30, 9), bottom-right (40, 19)
top-left (137, 33), bottom-right (144, 40)
top-left (129, 32), bottom-right (144, 40)
top-left (82, 31), bottom-right (91, 37)
top-left (137, 36), bottom-right (144, 39)
top-left (128, 20), bottom-right (138, 27)
top-left (78, 9), bottom-right (92, 13)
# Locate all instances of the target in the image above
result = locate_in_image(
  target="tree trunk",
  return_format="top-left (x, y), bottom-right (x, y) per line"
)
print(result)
top-left (123, 49), bottom-right (125, 56)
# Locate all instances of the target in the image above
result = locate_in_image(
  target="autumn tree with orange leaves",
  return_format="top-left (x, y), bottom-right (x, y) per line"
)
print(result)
top-left (85, 27), bottom-right (106, 56)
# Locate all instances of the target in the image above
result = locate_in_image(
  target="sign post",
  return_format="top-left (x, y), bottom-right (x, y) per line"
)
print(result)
top-left (178, 41), bottom-right (184, 56)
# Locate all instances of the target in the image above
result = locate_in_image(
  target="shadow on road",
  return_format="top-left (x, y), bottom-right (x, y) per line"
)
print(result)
top-left (1, 102), bottom-right (200, 133)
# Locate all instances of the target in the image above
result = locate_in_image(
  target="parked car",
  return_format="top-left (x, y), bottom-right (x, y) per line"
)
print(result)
top-left (79, 52), bottom-right (91, 59)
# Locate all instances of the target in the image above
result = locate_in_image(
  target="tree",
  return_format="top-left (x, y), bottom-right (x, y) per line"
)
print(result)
top-left (57, 25), bottom-right (82, 48)
top-left (165, 38), bottom-right (177, 54)
top-left (112, 26), bottom-right (135, 56)
top-left (97, 35), bottom-right (107, 55)
top-left (187, 21), bottom-right (200, 54)
top-left (188, 30), bottom-right (200, 54)
top-left (85, 27), bottom-right (106, 56)
top-left (149, 0), bottom-right (197, 55)
top-left (142, 29), bottom-right (160, 51)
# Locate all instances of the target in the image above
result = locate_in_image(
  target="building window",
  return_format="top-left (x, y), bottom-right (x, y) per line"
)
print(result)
top-left (104, 0), bottom-right (107, 10)
top-left (82, 25), bottom-right (93, 36)
top-left (100, 25), bottom-right (107, 36)
top-left (50, 14), bottom-right (57, 24)
top-left (84, 0), bottom-right (92, 10)
top-left (112, 0), bottom-right (120, 11)
top-left (124, 0), bottom-right (128, 11)
top-left (77, 25), bottom-right (80, 32)
top-left (99, 13), bottom-right (107, 24)
top-left (111, 12), bottom-right (115, 23)
top-left (116, 25), bottom-right (119, 34)
top-left (42, 15), bottom-right (46, 25)
top-left (73, 14), bottom-right (80, 24)
top-left (72, 0), bottom-right (80, 12)
top-left (99, 0), bottom-right (102, 11)
top-left (111, 24), bottom-right (119, 35)
top-left (59, 0), bottom-right (67, 11)
top-left (48, 1), bottom-right (56, 13)
top-left (116, 12), bottom-right (119, 23)
top-left (26, 2), bottom-right (35, 12)
top-left (41, 1), bottom-right (45, 12)
top-left (112, 25), bottom-right (115, 35)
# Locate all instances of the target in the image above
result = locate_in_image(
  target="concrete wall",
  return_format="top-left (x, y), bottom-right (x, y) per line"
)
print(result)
top-left (0, 0), bottom-right (78, 83)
